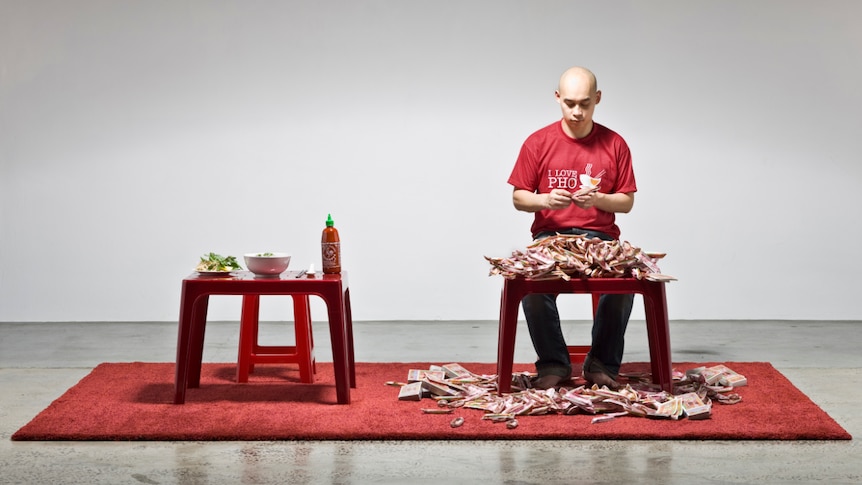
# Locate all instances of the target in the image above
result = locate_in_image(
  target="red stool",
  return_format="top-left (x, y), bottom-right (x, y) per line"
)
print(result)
top-left (567, 293), bottom-right (600, 364)
top-left (496, 277), bottom-right (672, 394)
top-left (237, 294), bottom-right (317, 384)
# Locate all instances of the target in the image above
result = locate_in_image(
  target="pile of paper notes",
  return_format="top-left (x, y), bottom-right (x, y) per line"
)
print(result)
top-left (390, 362), bottom-right (746, 425)
top-left (687, 364), bottom-right (748, 388)
top-left (396, 363), bottom-right (478, 401)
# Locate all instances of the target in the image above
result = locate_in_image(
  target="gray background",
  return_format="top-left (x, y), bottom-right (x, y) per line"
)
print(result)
top-left (2, 1), bottom-right (860, 322)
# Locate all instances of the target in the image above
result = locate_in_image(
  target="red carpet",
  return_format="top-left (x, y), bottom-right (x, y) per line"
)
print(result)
top-left (12, 361), bottom-right (851, 441)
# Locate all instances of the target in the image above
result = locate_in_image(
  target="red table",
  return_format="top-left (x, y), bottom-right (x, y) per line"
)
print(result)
top-left (496, 276), bottom-right (672, 394)
top-left (174, 270), bottom-right (355, 404)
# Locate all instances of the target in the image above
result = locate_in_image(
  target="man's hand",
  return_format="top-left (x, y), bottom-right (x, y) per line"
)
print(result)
top-left (514, 187), bottom-right (634, 213)
top-left (571, 186), bottom-right (598, 209)
top-left (545, 189), bottom-right (576, 210)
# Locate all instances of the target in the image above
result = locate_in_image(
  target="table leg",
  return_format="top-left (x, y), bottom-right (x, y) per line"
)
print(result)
top-left (175, 288), bottom-right (209, 404)
top-left (344, 288), bottom-right (356, 387)
top-left (496, 282), bottom-right (522, 394)
top-left (187, 295), bottom-right (209, 388)
top-left (643, 282), bottom-right (673, 392)
top-left (325, 294), bottom-right (351, 404)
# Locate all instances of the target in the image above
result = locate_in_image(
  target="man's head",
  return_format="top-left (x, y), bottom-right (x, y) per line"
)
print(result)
top-left (556, 67), bottom-right (601, 139)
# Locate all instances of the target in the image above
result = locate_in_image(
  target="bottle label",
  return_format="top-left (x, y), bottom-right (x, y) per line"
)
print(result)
top-left (322, 241), bottom-right (341, 271)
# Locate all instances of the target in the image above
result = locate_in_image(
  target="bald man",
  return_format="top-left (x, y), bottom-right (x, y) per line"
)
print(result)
top-left (507, 67), bottom-right (637, 390)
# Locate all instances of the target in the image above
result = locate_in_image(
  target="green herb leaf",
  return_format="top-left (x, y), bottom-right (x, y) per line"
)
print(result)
top-left (197, 252), bottom-right (242, 271)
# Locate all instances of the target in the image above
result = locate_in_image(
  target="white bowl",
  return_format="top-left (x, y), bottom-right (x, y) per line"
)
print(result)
top-left (244, 252), bottom-right (291, 276)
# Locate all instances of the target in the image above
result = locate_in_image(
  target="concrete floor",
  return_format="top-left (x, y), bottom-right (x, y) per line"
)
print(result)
top-left (1, 319), bottom-right (859, 484)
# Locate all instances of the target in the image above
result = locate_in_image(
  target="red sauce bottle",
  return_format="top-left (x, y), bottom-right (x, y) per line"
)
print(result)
top-left (321, 213), bottom-right (341, 274)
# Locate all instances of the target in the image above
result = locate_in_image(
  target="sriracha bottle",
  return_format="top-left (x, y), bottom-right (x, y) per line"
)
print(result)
top-left (321, 213), bottom-right (341, 274)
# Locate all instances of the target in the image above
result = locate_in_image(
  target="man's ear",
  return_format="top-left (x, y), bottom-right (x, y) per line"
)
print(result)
top-left (594, 90), bottom-right (602, 105)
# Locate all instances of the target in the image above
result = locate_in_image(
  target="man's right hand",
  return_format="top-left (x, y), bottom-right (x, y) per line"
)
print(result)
top-left (545, 189), bottom-right (575, 210)
top-left (513, 188), bottom-right (573, 212)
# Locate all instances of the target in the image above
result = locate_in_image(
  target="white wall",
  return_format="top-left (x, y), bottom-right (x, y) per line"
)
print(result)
top-left (2, 0), bottom-right (861, 322)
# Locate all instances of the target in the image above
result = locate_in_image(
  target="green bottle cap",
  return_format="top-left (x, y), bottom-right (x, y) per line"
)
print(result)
top-left (326, 213), bottom-right (334, 227)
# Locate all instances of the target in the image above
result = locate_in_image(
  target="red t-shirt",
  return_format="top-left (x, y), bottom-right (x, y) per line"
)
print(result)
top-left (508, 120), bottom-right (637, 239)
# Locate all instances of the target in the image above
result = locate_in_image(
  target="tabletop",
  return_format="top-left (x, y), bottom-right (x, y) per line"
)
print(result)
top-left (185, 270), bottom-right (345, 282)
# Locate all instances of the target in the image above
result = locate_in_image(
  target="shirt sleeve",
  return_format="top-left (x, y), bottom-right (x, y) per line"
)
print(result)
top-left (612, 138), bottom-right (637, 194)
top-left (507, 138), bottom-right (540, 192)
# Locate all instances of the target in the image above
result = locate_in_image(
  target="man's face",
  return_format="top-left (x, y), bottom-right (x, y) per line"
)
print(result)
top-left (556, 81), bottom-right (601, 138)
